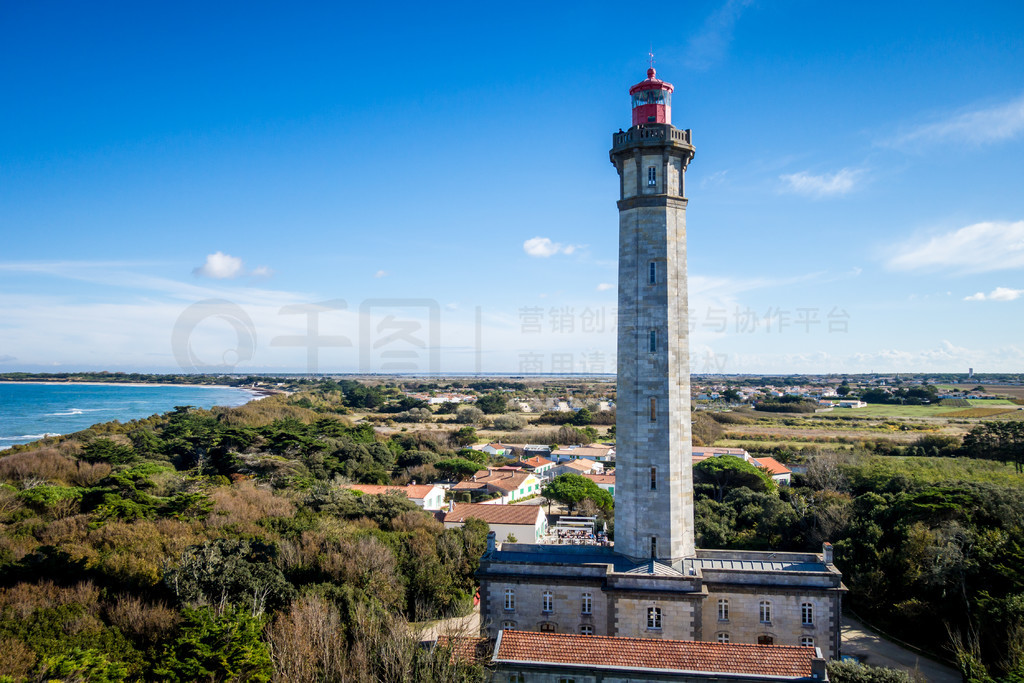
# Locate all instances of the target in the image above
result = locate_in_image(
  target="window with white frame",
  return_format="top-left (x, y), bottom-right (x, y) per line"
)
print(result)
top-left (801, 602), bottom-right (813, 625)
top-left (717, 598), bottom-right (729, 621)
top-left (717, 632), bottom-right (730, 643)
top-left (759, 600), bottom-right (772, 624)
top-left (504, 588), bottom-right (515, 611)
top-left (542, 590), bottom-right (554, 613)
top-left (801, 636), bottom-right (814, 647)
top-left (581, 592), bottom-right (592, 615)
top-left (647, 606), bottom-right (662, 630)
top-left (648, 166), bottom-right (657, 186)
top-left (502, 620), bottom-right (516, 629)
top-left (580, 624), bottom-right (594, 635)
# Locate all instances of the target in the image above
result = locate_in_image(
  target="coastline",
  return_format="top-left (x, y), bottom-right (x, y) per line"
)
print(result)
top-left (0, 380), bottom-right (278, 400)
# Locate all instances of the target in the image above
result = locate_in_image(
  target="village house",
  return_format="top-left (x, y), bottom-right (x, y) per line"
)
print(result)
top-left (343, 483), bottom-right (447, 510)
top-left (517, 455), bottom-right (555, 478)
top-left (581, 472), bottom-right (615, 495)
top-left (551, 444), bottom-right (616, 463)
top-left (443, 503), bottom-right (548, 544)
top-left (553, 458), bottom-right (604, 477)
top-left (451, 467), bottom-right (542, 503)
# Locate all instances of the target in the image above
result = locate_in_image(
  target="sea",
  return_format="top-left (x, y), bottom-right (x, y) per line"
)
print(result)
top-left (0, 383), bottom-right (258, 449)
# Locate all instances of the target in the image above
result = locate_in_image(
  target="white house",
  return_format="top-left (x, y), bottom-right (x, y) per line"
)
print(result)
top-left (481, 442), bottom-right (512, 457)
top-left (443, 503), bottom-right (548, 543)
top-left (344, 483), bottom-right (447, 511)
top-left (553, 458), bottom-right (604, 476)
top-left (582, 472), bottom-right (615, 495)
top-left (551, 444), bottom-right (616, 463)
top-left (451, 468), bottom-right (542, 503)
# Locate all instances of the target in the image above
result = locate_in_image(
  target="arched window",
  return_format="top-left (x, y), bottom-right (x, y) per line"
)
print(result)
top-left (759, 600), bottom-right (772, 624)
top-left (717, 632), bottom-right (730, 643)
top-left (801, 636), bottom-right (814, 647)
top-left (758, 635), bottom-right (774, 645)
top-left (502, 620), bottom-right (516, 629)
top-left (542, 590), bottom-right (554, 613)
top-left (801, 602), bottom-right (813, 625)
top-left (540, 622), bottom-right (556, 633)
top-left (647, 606), bottom-right (662, 630)
top-left (504, 588), bottom-right (515, 611)
top-left (580, 624), bottom-right (594, 635)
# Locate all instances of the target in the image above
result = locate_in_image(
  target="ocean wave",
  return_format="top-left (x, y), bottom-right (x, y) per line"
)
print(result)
top-left (0, 432), bottom-right (62, 441)
top-left (45, 408), bottom-right (106, 417)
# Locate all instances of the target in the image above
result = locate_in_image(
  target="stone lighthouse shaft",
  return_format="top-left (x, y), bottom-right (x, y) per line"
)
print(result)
top-left (609, 68), bottom-right (697, 567)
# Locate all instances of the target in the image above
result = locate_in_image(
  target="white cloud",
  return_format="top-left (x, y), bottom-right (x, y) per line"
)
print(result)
top-left (374, 270), bottom-right (389, 278)
top-left (964, 286), bottom-right (1024, 302)
top-left (887, 220), bottom-right (1024, 273)
top-left (684, 0), bottom-right (754, 71)
top-left (779, 169), bottom-right (863, 197)
top-left (886, 93), bottom-right (1024, 149)
top-left (251, 265), bottom-right (274, 278)
top-left (596, 283), bottom-right (614, 291)
top-left (523, 237), bottom-right (580, 258)
top-left (193, 252), bottom-right (244, 279)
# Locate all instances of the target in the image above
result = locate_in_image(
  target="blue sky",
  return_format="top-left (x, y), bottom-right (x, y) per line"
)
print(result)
top-left (2, 1), bottom-right (1023, 375)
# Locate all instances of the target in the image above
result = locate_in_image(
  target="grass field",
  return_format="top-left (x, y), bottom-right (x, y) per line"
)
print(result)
top-left (848, 455), bottom-right (1024, 486)
top-left (716, 438), bottom-right (857, 451)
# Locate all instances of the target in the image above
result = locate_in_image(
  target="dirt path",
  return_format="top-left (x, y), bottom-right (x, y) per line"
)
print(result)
top-left (842, 615), bottom-right (960, 682)
top-left (419, 604), bottom-right (481, 643)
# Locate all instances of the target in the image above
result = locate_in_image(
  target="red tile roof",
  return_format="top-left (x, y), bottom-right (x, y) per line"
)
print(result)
top-left (345, 484), bottom-right (439, 500)
top-left (436, 635), bottom-right (491, 663)
top-left (520, 456), bottom-right (554, 468)
top-left (752, 456), bottom-right (792, 476)
top-left (582, 473), bottom-right (615, 485)
top-left (443, 503), bottom-right (543, 526)
top-left (494, 631), bottom-right (815, 678)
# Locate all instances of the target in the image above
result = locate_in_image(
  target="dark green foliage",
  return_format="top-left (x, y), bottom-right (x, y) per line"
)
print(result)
top-left (475, 393), bottom-right (508, 414)
top-left (542, 473), bottom-right (613, 513)
top-left (693, 455), bottom-right (776, 502)
top-left (962, 422), bottom-right (1024, 473)
top-left (152, 607), bottom-right (272, 682)
top-left (82, 437), bottom-right (138, 465)
top-left (164, 539), bottom-right (295, 615)
top-left (826, 660), bottom-right (912, 683)
top-left (436, 458), bottom-right (482, 481)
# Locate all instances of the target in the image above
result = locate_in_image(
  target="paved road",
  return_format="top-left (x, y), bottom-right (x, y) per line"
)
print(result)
top-left (842, 615), bottom-right (960, 682)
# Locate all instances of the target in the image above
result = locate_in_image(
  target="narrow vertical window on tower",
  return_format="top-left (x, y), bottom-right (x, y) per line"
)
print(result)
top-left (648, 261), bottom-right (656, 284)
top-left (650, 536), bottom-right (657, 558)
top-left (649, 397), bottom-right (657, 422)
top-left (650, 466), bottom-right (657, 491)
top-left (649, 329), bottom-right (657, 352)
top-left (648, 166), bottom-right (656, 186)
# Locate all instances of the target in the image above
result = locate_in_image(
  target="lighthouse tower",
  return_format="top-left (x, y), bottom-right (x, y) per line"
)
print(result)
top-left (609, 68), bottom-right (696, 566)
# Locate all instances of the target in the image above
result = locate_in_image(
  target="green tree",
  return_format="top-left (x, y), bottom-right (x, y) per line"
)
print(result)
top-left (542, 474), bottom-right (613, 514)
top-left (476, 393), bottom-right (508, 415)
top-left (436, 458), bottom-right (482, 481)
top-left (693, 455), bottom-right (776, 503)
top-left (153, 607), bottom-right (272, 682)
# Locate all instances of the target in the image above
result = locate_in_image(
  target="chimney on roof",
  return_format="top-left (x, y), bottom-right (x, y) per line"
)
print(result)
top-left (487, 468), bottom-right (492, 477)
top-left (811, 654), bottom-right (827, 679)
top-left (448, 499), bottom-right (455, 513)
top-left (823, 542), bottom-right (834, 565)
top-left (486, 531), bottom-right (496, 554)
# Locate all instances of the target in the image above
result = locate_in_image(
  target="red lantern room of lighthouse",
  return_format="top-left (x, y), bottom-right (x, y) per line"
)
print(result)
top-left (629, 67), bottom-right (673, 126)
